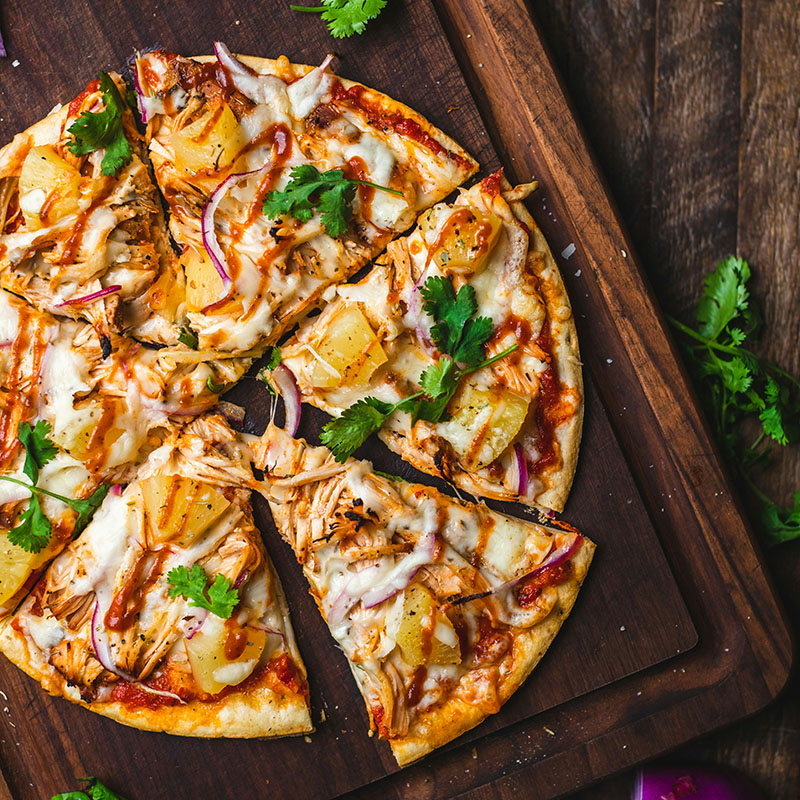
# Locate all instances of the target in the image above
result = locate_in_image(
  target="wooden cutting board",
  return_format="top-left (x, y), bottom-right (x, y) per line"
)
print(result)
top-left (0, 1), bottom-right (790, 798)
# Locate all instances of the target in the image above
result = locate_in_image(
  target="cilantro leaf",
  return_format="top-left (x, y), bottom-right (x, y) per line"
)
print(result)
top-left (52, 777), bottom-right (128, 800)
top-left (178, 327), bottom-right (198, 349)
top-left (290, 0), bottom-right (388, 38)
top-left (266, 346), bottom-right (282, 370)
top-left (67, 72), bottom-right (133, 177)
top-left (70, 484), bottom-right (111, 533)
top-left (167, 564), bottom-right (239, 618)
top-left (696, 256), bottom-right (750, 339)
top-left (761, 491), bottom-right (800, 547)
top-left (263, 164), bottom-right (402, 238)
top-left (7, 499), bottom-right (51, 554)
top-left (319, 273), bottom-right (521, 460)
top-left (18, 420), bottom-right (58, 484)
top-left (320, 397), bottom-right (398, 462)
top-left (668, 254), bottom-right (800, 547)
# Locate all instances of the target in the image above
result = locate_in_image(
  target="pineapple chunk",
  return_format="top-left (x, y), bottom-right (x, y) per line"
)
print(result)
top-left (429, 209), bottom-right (503, 274)
top-left (396, 583), bottom-right (461, 666)
top-left (308, 305), bottom-right (387, 390)
top-left (50, 403), bottom-right (105, 461)
top-left (183, 247), bottom-right (225, 312)
top-left (186, 613), bottom-right (267, 695)
top-left (140, 475), bottom-right (230, 547)
top-left (170, 104), bottom-right (245, 175)
top-left (0, 532), bottom-right (42, 608)
top-left (440, 384), bottom-right (530, 469)
top-left (18, 146), bottom-right (82, 230)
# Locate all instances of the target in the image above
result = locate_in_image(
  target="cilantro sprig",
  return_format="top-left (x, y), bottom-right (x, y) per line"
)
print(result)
top-left (0, 421), bottom-right (109, 554)
top-left (67, 72), bottom-right (133, 177)
top-left (258, 346), bottom-right (283, 396)
top-left (320, 276), bottom-right (517, 461)
top-left (52, 776), bottom-right (127, 800)
top-left (668, 255), bottom-right (800, 546)
top-left (263, 164), bottom-right (403, 238)
top-left (290, 0), bottom-right (387, 38)
top-left (166, 564), bottom-right (239, 618)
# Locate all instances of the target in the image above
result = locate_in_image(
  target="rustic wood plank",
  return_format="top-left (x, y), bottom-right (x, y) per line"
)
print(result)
top-left (532, 0), bottom-right (658, 261)
top-left (650, 0), bottom-right (742, 315)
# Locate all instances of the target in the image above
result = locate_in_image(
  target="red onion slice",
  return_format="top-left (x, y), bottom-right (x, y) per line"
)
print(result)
top-left (0, 29), bottom-right (7, 58)
top-left (213, 42), bottom-right (271, 103)
top-left (183, 609), bottom-right (208, 640)
top-left (201, 160), bottom-right (274, 289)
top-left (512, 443), bottom-right (528, 496)
top-left (132, 63), bottom-right (157, 124)
top-left (217, 401), bottom-right (246, 428)
top-left (56, 285), bottom-right (122, 307)
top-left (271, 364), bottom-right (301, 436)
top-left (406, 267), bottom-right (436, 355)
top-left (91, 602), bottom-right (136, 682)
top-left (634, 766), bottom-right (764, 800)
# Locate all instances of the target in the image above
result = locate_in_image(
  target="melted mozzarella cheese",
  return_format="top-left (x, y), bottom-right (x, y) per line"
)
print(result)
top-left (286, 66), bottom-right (334, 119)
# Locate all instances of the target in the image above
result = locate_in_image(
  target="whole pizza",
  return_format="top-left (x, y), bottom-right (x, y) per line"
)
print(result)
top-left (0, 45), bottom-right (592, 764)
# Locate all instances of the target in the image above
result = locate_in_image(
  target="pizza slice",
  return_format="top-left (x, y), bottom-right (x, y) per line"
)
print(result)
top-left (0, 289), bottom-right (248, 617)
top-left (0, 415), bottom-right (311, 737)
top-left (0, 73), bottom-right (181, 348)
top-left (134, 44), bottom-right (477, 355)
top-left (277, 172), bottom-right (583, 512)
top-left (253, 424), bottom-right (593, 764)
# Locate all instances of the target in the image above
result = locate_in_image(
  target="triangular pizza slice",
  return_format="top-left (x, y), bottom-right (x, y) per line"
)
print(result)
top-left (253, 424), bottom-right (592, 764)
top-left (0, 415), bottom-right (311, 737)
top-left (277, 172), bottom-right (583, 512)
top-left (134, 44), bottom-right (477, 355)
top-left (0, 73), bottom-right (181, 348)
top-left (0, 289), bottom-right (248, 617)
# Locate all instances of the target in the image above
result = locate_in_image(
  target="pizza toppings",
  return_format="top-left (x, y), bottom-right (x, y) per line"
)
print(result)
top-left (67, 72), bottom-right (133, 177)
top-left (319, 274), bottom-right (518, 461)
top-left (256, 424), bottom-right (592, 757)
top-left (0, 422), bottom-right (108, 553)
top-left (262, 163), bottom-right (404, 238)
top-left (167, 563), bottom-right (239, 618)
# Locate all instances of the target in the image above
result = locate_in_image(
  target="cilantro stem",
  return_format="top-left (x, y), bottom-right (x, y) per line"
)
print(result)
top-left (462, 344), bottom-right (519, 375)
top-left (0, 475), bottom-right (84, 512)
top-left (351, 179), bottom-right (404, 197)
top-left (667, 314), bottom-right (800, 392)
top-left (290, 4), bottom-right (326, 10)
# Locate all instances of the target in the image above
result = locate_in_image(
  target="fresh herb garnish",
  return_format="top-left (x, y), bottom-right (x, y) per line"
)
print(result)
top-left (178, 326), bottom-right (199, 349)
top-left (263, 164), bottom-right (403, 238)
top-left (257, 346), bottom-right (282, 396)
top-left (166, 563), bottom-right (239, 618)
top-left (374, 469), bottom-right (403, 482)
top-left (0, 422), bottom-right (109, 554)
top-left (206, 376), bottom-right (224, 393)
top-left (668, 255), bottom-right (800, 546)
top-left (67, 72), bottom-right (133, 177)
top-left (52, 776), bottom-right (128, 800)
top-left (290, 0), bottom-right (388, 38)
top-left (320, 276), bottom-right (517, 461)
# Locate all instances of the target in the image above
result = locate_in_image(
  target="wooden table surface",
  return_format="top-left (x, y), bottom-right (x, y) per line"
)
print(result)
top-left (472, 1), bottom-right (800, 798)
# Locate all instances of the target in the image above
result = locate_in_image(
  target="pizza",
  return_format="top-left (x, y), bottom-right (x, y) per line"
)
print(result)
top-left (0, 42), bottom-right (592, 758)
top-left (0, 288), bottom-right (247, 617)
top-left (0, 73), bottom-right (180, 350)
top-left (278, 172), bottom-right (583, 511)
top-left (134, 44), bottom-right (477, 355)
top-left (0, 415), bottom-right (311, 737)
top-left (254, 424), bottom-right (593, 764)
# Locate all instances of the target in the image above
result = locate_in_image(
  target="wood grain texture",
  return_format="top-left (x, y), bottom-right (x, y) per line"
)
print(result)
top-left (523, 0), bottom-right (800, 798)
top-left (0, 0), bottom-right (794, 798)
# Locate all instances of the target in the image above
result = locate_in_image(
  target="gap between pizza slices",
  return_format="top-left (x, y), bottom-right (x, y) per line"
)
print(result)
top-left (0, 42), bottom-right (591, 759)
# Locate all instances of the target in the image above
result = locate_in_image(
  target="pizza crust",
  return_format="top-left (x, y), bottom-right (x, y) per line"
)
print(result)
top-left (388, 540), bottom-right (594, 765)
top-left (0, 618), bottom-right (312, 738)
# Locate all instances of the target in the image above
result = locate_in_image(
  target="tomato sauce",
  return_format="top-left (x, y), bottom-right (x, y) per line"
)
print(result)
top-left (330, 81), bottom-right (473, 170)
top-left (516, 561), bottom-right (573, 608)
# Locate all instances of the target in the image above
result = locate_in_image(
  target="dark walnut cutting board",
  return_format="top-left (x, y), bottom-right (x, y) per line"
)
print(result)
top-left (0, 1), bottom-right (791, 799)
